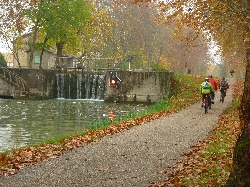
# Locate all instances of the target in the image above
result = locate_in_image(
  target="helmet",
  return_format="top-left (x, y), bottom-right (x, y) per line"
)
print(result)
top-left (209, 75), bottom-right (212, 78)
top-left (222, 77), bottom-right (225, 80)
top-left (205, 77), bottom-right (209, 81)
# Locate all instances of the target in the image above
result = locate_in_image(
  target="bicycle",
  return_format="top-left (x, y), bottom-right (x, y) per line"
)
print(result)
top-left (202, 94), bottom-right (210, 114)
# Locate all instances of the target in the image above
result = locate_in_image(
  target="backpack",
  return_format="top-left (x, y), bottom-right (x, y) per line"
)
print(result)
top-left (220, 80), bottom-right (227, 88)
top-left (203, 82), bottom-right (210, 89)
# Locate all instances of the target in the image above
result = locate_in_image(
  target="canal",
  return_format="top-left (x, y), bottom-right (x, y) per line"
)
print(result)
top-left (0, 99), bottom-right (151, 153)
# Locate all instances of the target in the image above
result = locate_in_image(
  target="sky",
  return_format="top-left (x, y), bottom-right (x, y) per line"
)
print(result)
top-left (0, 38), bottom-right (11, 53)
top-left (208, 39), bottom-right (223, 64)
top-left (0, 46), bottom-right (11, 53)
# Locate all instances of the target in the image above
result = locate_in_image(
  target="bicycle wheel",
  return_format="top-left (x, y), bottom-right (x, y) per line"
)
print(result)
top-left (221, 91), bottom-right (225, 103)
top-left (204, 96), bottom-right (208, 114)
top-left (221, 93), bottom-right (225, 103)
top-left (205, 105), bottom-right (208, 114)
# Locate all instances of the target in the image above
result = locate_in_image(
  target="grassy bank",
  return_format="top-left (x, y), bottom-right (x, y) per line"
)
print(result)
top-left (152, 78), bottom-right (244, 186)
top-left (0, 73), bottom-right (205, 176)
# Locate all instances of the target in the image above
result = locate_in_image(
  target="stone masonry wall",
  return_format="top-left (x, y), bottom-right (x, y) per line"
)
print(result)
top-left (104, 71), bottom-right (173, 103)
top-left (6, 68), bottom-right (56, 99)
top-left (0, 78), bottom-right (16, 97)
top-left (0, 68), bottom-right (173, 102)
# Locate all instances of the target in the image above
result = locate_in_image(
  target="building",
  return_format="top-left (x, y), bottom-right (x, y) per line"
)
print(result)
top-left (11, 33), bottom-right (81, 70)
top-left (26, 49), bottom-right (57, 69)
top-left (2, 53), bottom-right (13, 68)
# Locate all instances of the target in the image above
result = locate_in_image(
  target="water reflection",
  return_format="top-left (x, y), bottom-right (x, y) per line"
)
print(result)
top-left (0, 99), bottom-right (149, 153)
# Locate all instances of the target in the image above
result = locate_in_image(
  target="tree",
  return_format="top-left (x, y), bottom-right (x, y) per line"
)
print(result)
top-left (0, 0), bottom-right (31, 68)
top-left (23, 0), bottom-right (93, 68)
top-left (125, 0), bottom-right (250, 185)
top-left (78, 7), bottom-right (114, 58)
top-left (0, 53), bottom-right (8, 67)
top-left (95, 0), bottom-right (211, 72)
top-left (0, 0), bottom-right (211, 72)
top-left (22, 0), bottom-right (48, 69)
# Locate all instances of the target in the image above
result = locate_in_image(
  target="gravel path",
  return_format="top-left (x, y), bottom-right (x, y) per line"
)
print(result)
top-left (0, 78), bottom-right (236, 187)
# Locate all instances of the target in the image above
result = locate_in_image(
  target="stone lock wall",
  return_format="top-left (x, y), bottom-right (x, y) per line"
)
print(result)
top-left (104, 71), bottom-right (173, 103)
top-left (0, 68), bottom-right (173, 102)
top-left (0, 68), bottom-right (56, 99)
top-left (0, 78), bottom-right (16, 98)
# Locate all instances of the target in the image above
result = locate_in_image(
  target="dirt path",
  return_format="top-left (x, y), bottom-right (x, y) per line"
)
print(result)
top-left (0, 78), bottom-right (236, 187)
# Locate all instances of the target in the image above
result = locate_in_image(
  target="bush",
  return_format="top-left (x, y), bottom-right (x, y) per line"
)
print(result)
top-left (0, 52), bottom-right (7, 67)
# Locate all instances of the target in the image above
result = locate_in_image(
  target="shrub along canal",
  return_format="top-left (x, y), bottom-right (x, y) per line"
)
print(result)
top-left (0, 99), bottom-right (151, 153)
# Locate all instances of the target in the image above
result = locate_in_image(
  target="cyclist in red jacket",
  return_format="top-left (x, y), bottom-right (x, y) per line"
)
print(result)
top-left (208, 75), bottom-right (218, 102)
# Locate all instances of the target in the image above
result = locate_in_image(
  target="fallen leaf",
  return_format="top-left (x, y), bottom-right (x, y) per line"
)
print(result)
top-left (170, 177), bottom-right (179, 185)
top-left (158, 170), bottom-right (168, 174)
top-left (99, 168), bottom-right (108, 171)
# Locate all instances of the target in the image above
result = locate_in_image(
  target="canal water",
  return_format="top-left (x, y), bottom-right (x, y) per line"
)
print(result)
top-left (0, 99), bottom-right (150, 153)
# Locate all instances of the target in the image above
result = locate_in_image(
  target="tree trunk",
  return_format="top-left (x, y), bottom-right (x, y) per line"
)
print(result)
top-left (225, 48), bottom-right (250, 186)
top-left (39, 48), bottom-right (44, 69)
top-left (39, 37), bottom-right (49, 69)
top-left (56, 42), bottom-right (64, 57)
top-left (13, 51), bottom-right (21, 68)
top-left (55, 42), bottom-right (64, 68)
top-left (28, 0), bottom-right (45, 69)
top-left (28, 20), bottom-right (39, 69)
top-left (225, 1), bottom-right (250, 185)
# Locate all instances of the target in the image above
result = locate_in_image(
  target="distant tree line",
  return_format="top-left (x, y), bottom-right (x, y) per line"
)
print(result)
top-left (0, 0), bottom-right (214, 73)
top-left (0, 53), bottom-right (7, 67)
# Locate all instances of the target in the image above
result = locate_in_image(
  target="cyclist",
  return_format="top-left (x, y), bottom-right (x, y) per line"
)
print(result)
top-left (200, 77), bottom-right (214, 109)
top-left (230, 69), bottom-right (234, 78)
top-left (219, 77), bottom-right (229, 102)
top-left (208, 75), bottom-right (218, 102)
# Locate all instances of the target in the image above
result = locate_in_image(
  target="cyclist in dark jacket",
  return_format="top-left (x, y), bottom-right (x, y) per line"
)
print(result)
top-left (219, 77), bottom-right (229, 102)
top-left (208, 75), bottom-right (218, 101)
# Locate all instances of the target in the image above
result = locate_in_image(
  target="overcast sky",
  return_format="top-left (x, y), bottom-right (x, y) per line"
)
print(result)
top-left (0, 38), bottom-right (11, 53)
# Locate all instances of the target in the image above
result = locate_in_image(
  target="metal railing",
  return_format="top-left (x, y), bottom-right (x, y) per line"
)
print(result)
top-left (0, 67), bottom-right (28, 93)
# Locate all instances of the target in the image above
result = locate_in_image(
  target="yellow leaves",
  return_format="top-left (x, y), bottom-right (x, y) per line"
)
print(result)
top-left (225, 161), bottom-right (232, 169)
top-left (78, 6), bottom-right (113, 56)
top-left (0, 154), bottom-right (7, 166)
top-left (170, 177), bottom-right (180, 185)
top-left (130, 0), bottom-right (250, 63)
top-left (152, 55), bottom-right (171, 71)
top-left (157, 170), bottom-right (168, 174)
top-left (244, 37), bottom-right (250, 42)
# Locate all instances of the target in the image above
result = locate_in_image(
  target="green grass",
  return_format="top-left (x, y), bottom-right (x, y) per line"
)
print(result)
top-left (86, 72), bottom-right (201, 129)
